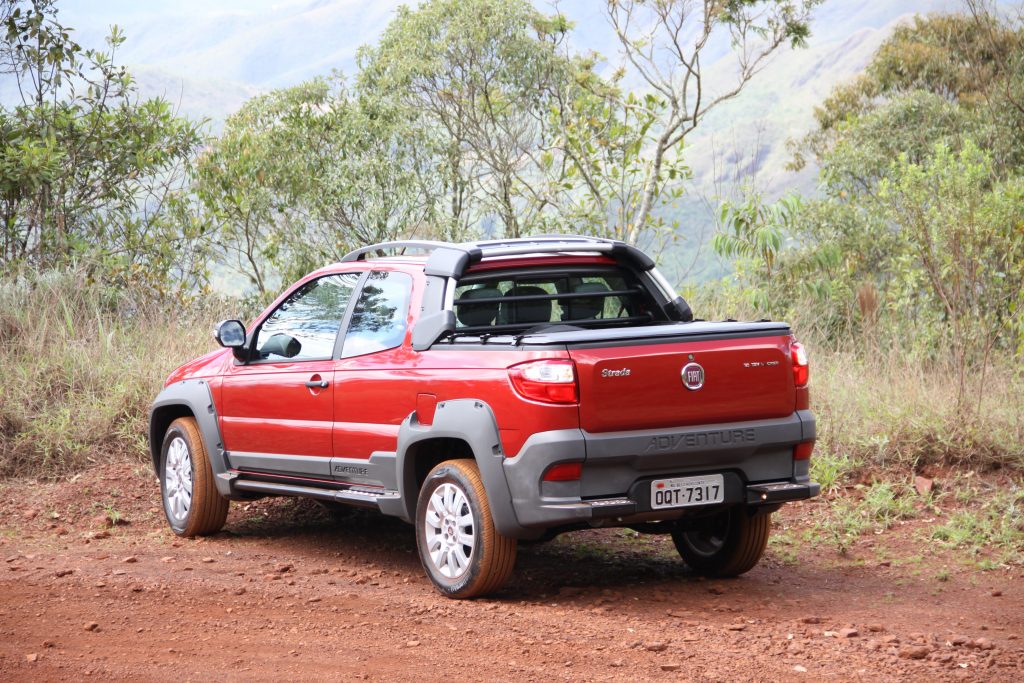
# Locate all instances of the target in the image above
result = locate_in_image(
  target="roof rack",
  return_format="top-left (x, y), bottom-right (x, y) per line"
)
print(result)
top-left (340, 240), bottom-right (452, 262)
top-left (339, 235), bottom-right (654, 277)
top-left (341, 235), bottom-right (614, 261)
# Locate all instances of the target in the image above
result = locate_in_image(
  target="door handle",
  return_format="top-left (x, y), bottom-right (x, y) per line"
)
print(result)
top-left (304, 379), bottom-right (329, 389)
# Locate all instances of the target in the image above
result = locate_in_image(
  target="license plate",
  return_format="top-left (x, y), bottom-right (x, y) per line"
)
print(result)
top-left (650, 474), bottom-right (725, 509)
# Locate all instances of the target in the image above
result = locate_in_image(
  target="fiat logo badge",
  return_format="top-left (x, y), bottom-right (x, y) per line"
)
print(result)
top-left (681, 362), bottom-right (704, 390)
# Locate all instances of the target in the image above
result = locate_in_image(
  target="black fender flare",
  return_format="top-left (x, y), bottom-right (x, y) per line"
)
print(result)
top-left (388, 398), bottom-right (531, 538)
top-left (149, 379), bottom-right (233, 498)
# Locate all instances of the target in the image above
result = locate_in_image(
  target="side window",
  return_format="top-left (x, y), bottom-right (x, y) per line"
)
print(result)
top-left (255, 273), bottom-right (359, 361)
top-left (341, 270), bottom-right (412, 358)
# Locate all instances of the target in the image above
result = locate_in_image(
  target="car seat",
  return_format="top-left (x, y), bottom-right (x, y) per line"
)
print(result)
top-left (455, 287), bottom-right (501, 327)
top-left (564, 282), bottom-right (609, 321)
top-left (499, 286), bottom-right (552, 325)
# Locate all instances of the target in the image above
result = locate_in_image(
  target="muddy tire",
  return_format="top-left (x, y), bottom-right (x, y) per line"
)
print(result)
top-left (160, 417), bottom-right (229, 537)
top-left (671, 506), bottom-right (771, 577)
top-left (415, 459), bottom-right (517, 599)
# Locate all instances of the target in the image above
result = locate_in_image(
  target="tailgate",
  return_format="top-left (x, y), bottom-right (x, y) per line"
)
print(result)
top-left (569, 334), bottom-right (795, 433)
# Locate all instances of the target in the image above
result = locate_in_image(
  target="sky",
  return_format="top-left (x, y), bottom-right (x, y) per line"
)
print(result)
top-left (53, 0), bottom-right (965, 95)
top-left (58, 0), bottom-right (619, 86)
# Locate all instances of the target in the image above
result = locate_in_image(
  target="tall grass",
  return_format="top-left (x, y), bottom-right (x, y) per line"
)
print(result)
top-left (813, 349), bottom-right (1024, 472)
top-left (0, 269), bottom-right (216, 478)
top-left (688, 285), bottom-right (1024, 473)
top-left (1, 270), bottom-right (1022, 480)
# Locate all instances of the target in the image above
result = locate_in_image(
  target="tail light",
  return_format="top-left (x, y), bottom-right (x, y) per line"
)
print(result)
top-left (793, 441), bottom-right (815, 461)
top-left (791, 341), bottom-right (809, 387)
top-left (508, 359), bottom-right (578, 404)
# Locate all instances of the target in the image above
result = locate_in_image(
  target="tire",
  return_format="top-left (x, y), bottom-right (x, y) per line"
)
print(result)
top-left (671, 506), bottom-right (771, 577)
top-left (160, 417), bottom-right (229, 537)
top-left (415, 459), bottom-right (517, 599)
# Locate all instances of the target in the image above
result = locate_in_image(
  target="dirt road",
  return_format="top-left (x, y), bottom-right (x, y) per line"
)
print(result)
top-left (2, 463), bottom-right (1021, 681)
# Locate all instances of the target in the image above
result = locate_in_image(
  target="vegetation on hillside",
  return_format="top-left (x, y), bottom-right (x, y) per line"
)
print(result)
top-left (1, 0), bottom-right (1022, 496)
top-left (710, 5), bottom-right (1024, 471)
top-left (0, 0), bottom-right (206, 297)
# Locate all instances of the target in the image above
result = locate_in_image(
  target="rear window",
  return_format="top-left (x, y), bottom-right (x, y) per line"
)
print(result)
top-left (453, 268), bottom-right (662, 331)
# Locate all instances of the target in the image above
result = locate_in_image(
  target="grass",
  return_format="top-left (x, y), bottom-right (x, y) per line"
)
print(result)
top-left (810, 451), bottom-right (855, 494)
top-left (102, 503), bottom-right (123, 526)
top-left (930, 487), bottom-right (1024, 565)
top-left (808, 481), bottom-right (921, 555)
top-left (0, 268), bottom-right (219, 478)
top-left (767, 532), bottom-right (799, 564)
top-left (812, 349), bottom-right (1024, 472)
top-left (806, 474), bottom-right (1024, 566)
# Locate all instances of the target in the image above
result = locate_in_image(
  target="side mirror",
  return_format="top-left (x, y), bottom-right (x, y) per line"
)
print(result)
top-left (214, 319), bottom-right (250, 362)
top-left (214, 319), bottom-right (246, 348)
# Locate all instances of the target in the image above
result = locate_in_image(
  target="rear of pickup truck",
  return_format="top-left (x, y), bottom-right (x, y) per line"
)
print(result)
top-left (409, 238), bottom-right (818, 592)
top-left (500, 322), bottom-right (818, 537)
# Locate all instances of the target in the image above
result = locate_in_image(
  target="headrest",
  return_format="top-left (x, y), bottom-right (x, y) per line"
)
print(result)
top-left (456, 287), bottom-right (501, 327)
top-left (567, 282), bottom-right (609, 320)
top-left (501, 285), bottom-right (552, 325)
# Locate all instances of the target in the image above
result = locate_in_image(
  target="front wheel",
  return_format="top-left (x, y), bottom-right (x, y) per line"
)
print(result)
top-left (160, 417), bottom-right (229, 537)
top-left (415, 459), bottom-right (517, 599)
top-left (671, 506), bottom-right (771, 577)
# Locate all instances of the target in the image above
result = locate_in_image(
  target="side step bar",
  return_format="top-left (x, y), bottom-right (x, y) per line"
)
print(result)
top-left (233, 479), bottom-right (400, 509)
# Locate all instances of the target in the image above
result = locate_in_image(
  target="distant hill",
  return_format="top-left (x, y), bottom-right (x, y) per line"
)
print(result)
top-left (683, 1), bottom-right (960, 199)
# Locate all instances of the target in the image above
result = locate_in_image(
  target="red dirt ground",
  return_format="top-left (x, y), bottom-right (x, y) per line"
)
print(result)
top-left (1, 462), bottom-right (1022, 682)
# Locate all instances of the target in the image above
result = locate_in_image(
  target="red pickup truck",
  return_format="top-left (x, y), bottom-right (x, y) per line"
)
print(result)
top-left (150, 236), bottom-right (817, 598)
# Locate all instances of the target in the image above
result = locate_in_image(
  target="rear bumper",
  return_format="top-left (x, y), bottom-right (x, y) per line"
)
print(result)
top-left (500, 411), bottom-right (817, 532)
top-left (522, 480), bottom-right (820, 524)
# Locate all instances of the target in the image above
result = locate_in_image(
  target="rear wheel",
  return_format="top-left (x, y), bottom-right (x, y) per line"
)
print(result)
top-left (160, 417), bottom-right (229, 537)
top-left (415, 459), bottom-right (517, 599)
top-left (671, 506), bottom-right (771, 577)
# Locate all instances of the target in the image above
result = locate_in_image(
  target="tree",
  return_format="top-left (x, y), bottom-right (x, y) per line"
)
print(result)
top-left (965, 0), bottom-right (1024, 118)
top-left (194, 77), bottom-right (434, 295)
top-left (194, 81), bottom-right (325, 297)
top-left (602, 0), bottom-right (819, 243)
top-left (554, 75), bottom-right (690, 249)
top-left (792, 10), bottom-right (1024, 177)
top-left (880, 141), bottom-right (1024, 405)
top-left (0, 0), bottom-right (206, 296)
top-left (357, 0), bottom-right (580, 239)
top-left (716, 8), bottom-right (1024, 353)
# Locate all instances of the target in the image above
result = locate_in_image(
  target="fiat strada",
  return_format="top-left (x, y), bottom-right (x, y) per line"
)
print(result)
top-left (149, 236), bottom-right (818, 598)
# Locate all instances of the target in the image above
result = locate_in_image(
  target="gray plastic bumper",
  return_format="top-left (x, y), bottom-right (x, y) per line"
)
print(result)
top-left (500, 411), bottom-right (818, 531)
